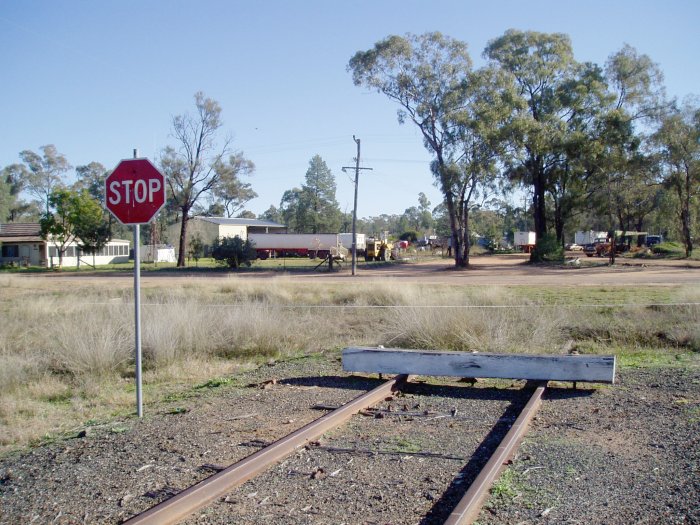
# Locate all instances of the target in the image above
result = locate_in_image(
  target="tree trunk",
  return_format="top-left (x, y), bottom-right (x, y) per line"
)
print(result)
top-left (177, 210), bottom-right (190, 267)
top-left (445, 193), bottom-right (465, 267)
top-left (463, 204), bottom-right (471, 266)
top-left (553, 200), bottom-right (564, 245)
top-left (531, 168), bottom-right (547, 262)
top-left (681, 205), bottom-right (693, 257)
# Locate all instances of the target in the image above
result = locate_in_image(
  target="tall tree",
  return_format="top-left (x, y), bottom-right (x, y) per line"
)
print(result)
top-left (653, 100), bottom-right (699, 256)
top-left (160, 92), bottom-right (250, 267)
top-left (417, 192), bottom-right (434, 231)
top-left (279, 156), bottom-right (341, 233)
top-left (298, 155), bottom-right (341, 233)
top-left (279, 187), bottom-right (303, 232)
top-left (259, 205), bottom-right (282, 224)
top-left (593, 45), bottom-right (667, 241)
top-left (73, 161), bottom-right (109, 202)
top-left (349, 32), bottom-right (474, 266)
top-left (0, 164), bottom-right (27, 222)
top-left (19, 145), bottom-right (71, 214)
top-left (485, 30), bottom-right (579, 260)
top-left (210, 153), bottom-right (257, 217)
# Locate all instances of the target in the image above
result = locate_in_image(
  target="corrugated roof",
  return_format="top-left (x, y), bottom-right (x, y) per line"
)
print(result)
top-left (196, 217), bottom-right (285, 228)
top-left (0, 223), bottom-right (42, 237)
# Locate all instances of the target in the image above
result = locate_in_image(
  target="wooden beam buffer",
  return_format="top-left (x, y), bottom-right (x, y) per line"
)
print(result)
top-left (342, 347), bottom-right (616, 384)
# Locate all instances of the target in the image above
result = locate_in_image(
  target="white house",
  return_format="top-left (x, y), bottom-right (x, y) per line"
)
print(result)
top-left (0, 223), bottom-right (130, 268)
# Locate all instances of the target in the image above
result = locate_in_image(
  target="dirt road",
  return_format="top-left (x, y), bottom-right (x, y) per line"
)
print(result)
top-left (24, 253), bottom-right (700, 288)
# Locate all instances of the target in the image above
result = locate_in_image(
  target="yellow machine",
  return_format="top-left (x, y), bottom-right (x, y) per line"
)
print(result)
top-left (365, 237), bottom-right (394, 261)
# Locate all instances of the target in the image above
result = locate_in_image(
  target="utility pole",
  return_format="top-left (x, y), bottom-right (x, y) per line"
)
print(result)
top-left (342, 136), bottom-right (372, 276)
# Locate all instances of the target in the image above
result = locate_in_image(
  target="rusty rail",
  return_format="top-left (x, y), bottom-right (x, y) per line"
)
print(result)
top-left (443, 381), bottom-right (548, 525)
top-left (123, 374), bottom-right (407, 525)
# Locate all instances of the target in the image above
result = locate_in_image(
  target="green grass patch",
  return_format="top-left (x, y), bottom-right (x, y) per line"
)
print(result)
top-left (619, 350), bottom-right (699, 369)
top-left (491, 468), bottom-right (518, 499)
top-left (383, 436), bottom-right (422, 454)
top-left (195, 377), bottom-right (233, 389)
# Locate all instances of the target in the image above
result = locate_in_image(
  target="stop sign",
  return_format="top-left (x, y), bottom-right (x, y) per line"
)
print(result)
top-left (105, 158), bottom-right (166, 224)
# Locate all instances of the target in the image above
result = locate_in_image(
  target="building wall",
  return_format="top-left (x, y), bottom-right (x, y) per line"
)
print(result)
top-left (1, 240), bottom-right (130, 268)
top-left (217, 224), bottom-right (247, 240)
top-left (0, 242), bottom-right (45, 266)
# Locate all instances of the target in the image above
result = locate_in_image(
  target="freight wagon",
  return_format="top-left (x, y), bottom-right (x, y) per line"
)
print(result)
top-left (247, 233), bottom-right (346, 260)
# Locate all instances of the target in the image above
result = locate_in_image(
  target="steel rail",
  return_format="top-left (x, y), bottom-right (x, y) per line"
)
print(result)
top-left (123, 374), bottom-right (408, 525)
top-left (443, 381), bottom-right (547, 525)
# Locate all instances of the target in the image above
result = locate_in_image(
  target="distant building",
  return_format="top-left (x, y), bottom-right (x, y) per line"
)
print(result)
top-left (0, 223), bottom-right (130, 268)
top-left (168, 217), bottom-right (286, 257)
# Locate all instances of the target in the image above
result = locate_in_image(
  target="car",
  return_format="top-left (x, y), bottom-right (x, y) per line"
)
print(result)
top-left (583, 238), bottom-right (609, 257)
top-left (565, 243), bottom-right (583, 251)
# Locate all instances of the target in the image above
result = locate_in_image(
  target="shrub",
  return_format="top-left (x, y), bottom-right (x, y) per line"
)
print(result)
top-left (212, 236), bottom-right (257, 269)
top-left (531, 233), bottom-right (564, 262)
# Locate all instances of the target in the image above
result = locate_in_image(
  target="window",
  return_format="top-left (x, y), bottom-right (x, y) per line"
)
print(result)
top-left (1, 244), bottom-right (19, 257)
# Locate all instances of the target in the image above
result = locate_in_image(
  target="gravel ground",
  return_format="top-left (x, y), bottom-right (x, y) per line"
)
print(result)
top-left (1, 354), bottom-right (698, 525)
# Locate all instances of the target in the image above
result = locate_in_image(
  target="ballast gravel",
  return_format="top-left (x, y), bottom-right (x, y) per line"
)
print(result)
top-left (0, 355), bottom-right (698, 525)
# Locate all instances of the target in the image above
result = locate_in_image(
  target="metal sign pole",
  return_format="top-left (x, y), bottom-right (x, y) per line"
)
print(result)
top-left (134, 222), bottom-right (143, 417)
top-left (132, 148), bottom-right (143, 418)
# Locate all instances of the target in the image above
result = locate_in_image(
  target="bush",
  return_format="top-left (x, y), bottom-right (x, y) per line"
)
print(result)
top-left (531, 233), bottom-right (564, 262)
top-left (399, 230), bottom-right (419, 243)
top-left (212, 236), bottom-right (257, 269)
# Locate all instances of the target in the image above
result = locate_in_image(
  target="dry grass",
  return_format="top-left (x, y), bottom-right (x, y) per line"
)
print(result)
top-left (0, 275), bottom-right (697, 453)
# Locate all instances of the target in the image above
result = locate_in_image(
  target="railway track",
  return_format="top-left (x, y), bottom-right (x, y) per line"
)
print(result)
top-left (125, 375), bottom-right (546, 525)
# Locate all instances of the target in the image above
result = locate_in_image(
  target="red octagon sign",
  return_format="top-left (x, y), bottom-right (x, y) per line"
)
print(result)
top-left (105, 158), bottom-right (166, 224)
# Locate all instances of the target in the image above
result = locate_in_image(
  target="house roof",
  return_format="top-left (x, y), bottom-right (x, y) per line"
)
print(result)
top-left (0, 223), bottom-right (130, 245)
top-left (196, 217), bottom-right (286, 229)
top-left (0, 223), bottom-right (41, 238)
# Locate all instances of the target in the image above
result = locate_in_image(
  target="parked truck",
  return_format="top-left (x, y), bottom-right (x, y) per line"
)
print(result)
top-left (514, 231), bottom-right (536, 253)
top-left (338, 233), bottom-right (366, 255)
top-left (575, 230), bottom-right (608, 246)
top-left (247, 233), bottom-right (346, 260)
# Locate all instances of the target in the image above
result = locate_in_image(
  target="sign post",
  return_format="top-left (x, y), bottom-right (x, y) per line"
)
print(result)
top-left (105, 152), bottom-right (166, 417)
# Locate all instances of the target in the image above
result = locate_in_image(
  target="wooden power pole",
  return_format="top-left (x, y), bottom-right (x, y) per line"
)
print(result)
top-left (342, 136), bottom-right (372, 276)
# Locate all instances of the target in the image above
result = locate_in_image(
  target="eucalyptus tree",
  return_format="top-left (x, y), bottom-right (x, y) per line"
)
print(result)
top-left (19, 145), bottom-right (71, 214)
top-left (0, 164), bottom-right (28, 221)
top-left (485, 30), bottom-right (593, 259)
top-left (279, 187), bottom-right (303, 232)
top-left (594, 45), bottom-right (667, 238)
top-left (211, 153), bottom-right (257, 218)
top-left (73, 161), bottom-right (108, 202)
top-left (653, 100), bottom-right (699, 256)
top-left (446, 66), bottom-right (521, 263)
top-left (348, 32), bottom-right (490, 267)
top-left (549, 61), bottom-right (613, 245)
top-left (161, 92), bottom-right (253, 267)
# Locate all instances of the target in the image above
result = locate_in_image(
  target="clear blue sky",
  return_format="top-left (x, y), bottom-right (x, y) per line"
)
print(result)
top-left (2, 0), bottom-right (698, 219)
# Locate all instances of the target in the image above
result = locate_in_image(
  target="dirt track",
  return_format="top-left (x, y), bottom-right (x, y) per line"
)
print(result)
top-left (25, 253), bottom-right (700, 288)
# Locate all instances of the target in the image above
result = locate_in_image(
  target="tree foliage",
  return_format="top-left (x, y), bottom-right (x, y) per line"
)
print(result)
top-left (279, 155), bottom-right (341, 233)
top-left (211, 153), bottom-right (257, 218)
top-left (161, 92), bottom-right (255, 267)
top-left (211, 236), bottom-right (257, 269)
top-left (19, 145), bottom-right (71, 214)
top-left (350, 32), bottom-right (477, 266)
top-left (40, 189), bottom-right (108, 268)
top-left (653, 100), bottom-right (699, 256)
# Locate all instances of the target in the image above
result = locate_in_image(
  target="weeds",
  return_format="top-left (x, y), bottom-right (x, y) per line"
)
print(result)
top-left (0, 277), bottom-right (698, 453)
